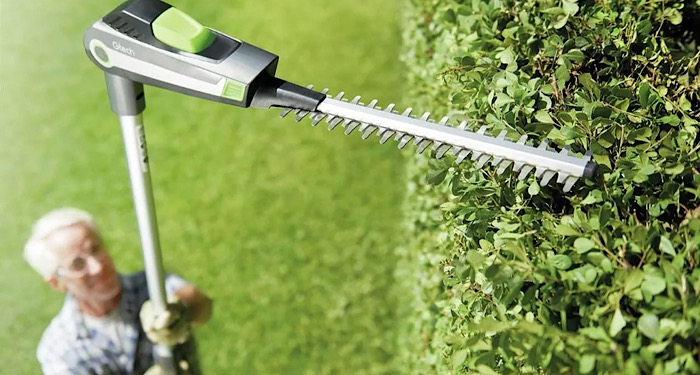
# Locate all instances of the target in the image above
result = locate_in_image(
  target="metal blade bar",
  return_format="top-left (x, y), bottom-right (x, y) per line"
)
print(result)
top-left (280, 88), bottom-right (596, 191)
top-left (315, 98), bottom-right (592, 181)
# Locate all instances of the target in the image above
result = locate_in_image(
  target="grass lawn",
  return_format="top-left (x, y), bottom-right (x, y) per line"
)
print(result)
top-left (1, 0), bottom-right (409, 373)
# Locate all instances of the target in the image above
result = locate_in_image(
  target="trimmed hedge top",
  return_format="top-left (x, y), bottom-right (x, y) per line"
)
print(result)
top-left (402, 0), bottom-right (700, 373)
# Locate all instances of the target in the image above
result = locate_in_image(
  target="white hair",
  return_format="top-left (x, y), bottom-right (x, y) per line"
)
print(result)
top-left (23, 208), bottom-right (100, 279)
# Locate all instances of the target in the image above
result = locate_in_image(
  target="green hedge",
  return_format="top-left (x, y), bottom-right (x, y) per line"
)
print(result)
top-left (401, 0), bottom-right (700, 373)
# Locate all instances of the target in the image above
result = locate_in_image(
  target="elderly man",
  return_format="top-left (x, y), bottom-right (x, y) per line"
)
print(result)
top-left (24, 208), bottom-right (213, 374)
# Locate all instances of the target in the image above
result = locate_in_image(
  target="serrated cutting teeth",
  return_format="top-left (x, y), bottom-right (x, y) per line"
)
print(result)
top-left (311, 113), bottom-right (327, 126)
top-left (518, 165), bottom-right (534, 180)
top-left (328, 117), bottom-right (343, 130)
top-left (279, 88), bottom-right (596, 192)
top-left (535, 167), bottom-right (547, 178)
top-left (557, 172), bottom-right (570, 184)
top-left (476, 154), bottom-right (491, 169)
top-left (496, 160), bottom-right (512, 175)
top-left (436, 145), bottom-right (450, 159)
top-left (379, 131), bottom-right (394, 144)
top-left (455, 150), bottom-right (470, 164)
top-left (398, 135), bottom-right (412, 149)
top-left (362, 126), bottom-right (378, 139)
top-left (513, 162), bottom-right (524, 172)
top-left (295, 110), bottom-right (310, 122)
top-left (345, 122), bottom-right (360, 135)
top-left (416, 139), bottom-right (431, 154)
top-left (540, 171), bottom-right (556, 186)
top-left (491, 156), bottom-right (503, 167)
top-left (280, 108), bottom-right (293, 118)
top-left (563, 177), bottom-right (579, 192)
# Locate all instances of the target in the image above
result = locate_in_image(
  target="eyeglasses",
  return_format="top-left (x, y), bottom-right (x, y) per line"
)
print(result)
top-left (55, 241), bottom-right (109, 278)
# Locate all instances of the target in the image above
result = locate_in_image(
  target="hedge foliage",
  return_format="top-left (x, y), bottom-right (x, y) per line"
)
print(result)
top-left (400, 0), bottom-right (700, 373)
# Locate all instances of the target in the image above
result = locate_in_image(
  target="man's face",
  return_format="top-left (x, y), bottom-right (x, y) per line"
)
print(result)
top-left (45, 223), bottom-right (120, 301)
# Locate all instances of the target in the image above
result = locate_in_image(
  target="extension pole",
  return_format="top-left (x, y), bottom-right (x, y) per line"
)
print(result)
top-left (105, 73), bottom-right (176, 374)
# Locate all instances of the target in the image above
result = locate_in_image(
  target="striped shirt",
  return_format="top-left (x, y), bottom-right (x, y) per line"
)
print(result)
top-left (37, 272), bottom-right (200, 374)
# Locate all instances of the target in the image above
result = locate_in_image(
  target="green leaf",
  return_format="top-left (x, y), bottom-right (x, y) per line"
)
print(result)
top-left (426, 167), bottom-right (449, 185)
top-left (579, 355), bottom-right (596, 374)
top-left (638, 314), bottom-right (660, 341)
top-left (659, 115), bottom-right (681, 126)
top-left (591, 105), bottom-right (612, 119)
top-left (555, 64), bottom-right (570, 82)
top-left (494, 92), bottom-right (515, 107)
top-left (475, 365), bottom-right (499, 375)
top-left (443, 276), bottom-right (460, 286)
top-left (534, 110), bottom-right (555, 124)
top-left (624, 270), bottom-right (645, 293)
top-left (466, 250), bottom-right (487, 268)
top-left (680, 95), bottom-right (692, 111)
top-left (609, 308), bottom-right (627, 337)
top-left (574, 237), bottom-right (597, 253)
top-left (484, 264), bottom-right (500, 280)
top-left (599, 204), bottom-right (612, 227)
top-left (581, 190), bottom-right (603, 205)
top-left (495, 48), bottom-right (515, 65)
top-left (443, 9), bottom-right (457, 23)
top-left (548, 254), bottom-right (572, 270)
top-left (637, 20), bottom-right (652, 36)
top-left (663, 8), bottom-right (683, 25)
top-left (541, 6), bottom-right (565, 15)
top-left (528, 181), bottom-right (541, 195)
top-left (637, 164), bottom-right (656, 175)
top-left (597, 130), bottom-right (616, 148)
top-left (586, 252), bottom-right (613, 272)
top-left (611, 86), bottom-right (634, 99)
top-left (572, 265), bottom-right (598, 283)
top-left (627, 114), bottom-right (643, 123)
top-left (579, 73), bottom-right (600, 97)
top-left (553, 15), bottom-right (569, 29)
top-left (580, 326), bottom-right (609, 341)
top-left (664, 164), bottom-right (685, 176)
top-left (469, 317), bottom-right (510, 333)
top-left (562, 0), bottom-right (579, 15)
top-left (556, 223), bottom-right (580, 236)
top-left (564, 49), bottom-right (585, 63)
top-left (659, 236), bottom-right (676, 255)
top-left (452, 349), bottom-right (468, 367)
top-left (642, 275), bottom-right (666, 295)
top-left (639, 83), bottom-right (651, 108)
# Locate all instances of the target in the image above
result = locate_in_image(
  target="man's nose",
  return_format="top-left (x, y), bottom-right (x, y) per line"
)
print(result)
top-left (86, 255), bottom-right (105, 274)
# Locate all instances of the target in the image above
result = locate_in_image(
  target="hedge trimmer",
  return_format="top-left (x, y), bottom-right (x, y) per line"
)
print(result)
top-left (83, 0), bottom-right (598, 372)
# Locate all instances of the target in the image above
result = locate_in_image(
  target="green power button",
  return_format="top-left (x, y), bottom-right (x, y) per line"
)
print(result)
top-left (152, 8), bottom-right (215, 53)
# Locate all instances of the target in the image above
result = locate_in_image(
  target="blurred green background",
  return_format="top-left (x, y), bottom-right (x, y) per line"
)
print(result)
top-left (1, 0), bottom-right (410, 373)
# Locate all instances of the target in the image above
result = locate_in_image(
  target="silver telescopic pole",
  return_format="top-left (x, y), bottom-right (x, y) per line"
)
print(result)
top-left (104, 73), bottom-right (176, 374)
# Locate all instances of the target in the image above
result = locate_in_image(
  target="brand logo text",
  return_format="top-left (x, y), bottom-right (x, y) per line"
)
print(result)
top-left (112, 41), bottom-right (135, 56)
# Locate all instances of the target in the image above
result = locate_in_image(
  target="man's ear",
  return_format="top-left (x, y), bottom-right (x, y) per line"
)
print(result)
top-left (46, 276), bottom-right (67, 293)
